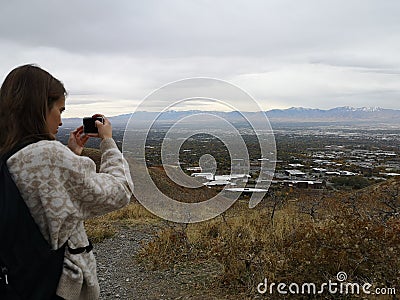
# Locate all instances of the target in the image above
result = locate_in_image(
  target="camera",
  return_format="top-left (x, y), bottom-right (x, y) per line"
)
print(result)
top-left (83, 117), bottom-right (104, 134)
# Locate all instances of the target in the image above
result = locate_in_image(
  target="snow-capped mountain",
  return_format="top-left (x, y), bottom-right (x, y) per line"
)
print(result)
top-left (265, 106), bottom-right (398, 123)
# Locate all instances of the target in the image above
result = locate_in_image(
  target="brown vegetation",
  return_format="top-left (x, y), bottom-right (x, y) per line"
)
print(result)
top-left (83, 148), bottom-right (400, 298)
top-left (137, 178), bottom-right (400, 298)
top-left (148, 166), bottom-right (218, 203)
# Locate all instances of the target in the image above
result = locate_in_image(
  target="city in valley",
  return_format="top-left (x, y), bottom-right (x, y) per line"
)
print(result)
top-left (58, 118), bottom-right (400, 193)
top-left (142, 124), bottom-right (400, 192)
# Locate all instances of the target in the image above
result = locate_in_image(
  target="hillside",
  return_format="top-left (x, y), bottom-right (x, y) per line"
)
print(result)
top-left (83, 148), bottom-right (400, 299)
top-left (148, 165), bottom-right (218, 203)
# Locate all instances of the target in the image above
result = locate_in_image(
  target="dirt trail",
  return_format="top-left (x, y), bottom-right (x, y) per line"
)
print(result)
top-left (94, 224), bottom-right (238, 300)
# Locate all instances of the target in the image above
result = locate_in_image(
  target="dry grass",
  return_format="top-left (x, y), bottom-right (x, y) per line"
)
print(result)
top-left (137, 179), bottom-right (400, 297)
top-left (85, 216), bottom-right (117, 243)
top-left (103, 199), bottom-right (157, 222)
top-left (85, 200), bottom-right (160, 242)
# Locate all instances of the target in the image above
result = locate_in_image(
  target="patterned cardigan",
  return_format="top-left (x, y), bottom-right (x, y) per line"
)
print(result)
top-left (7, 138), bottom-right (133, 300)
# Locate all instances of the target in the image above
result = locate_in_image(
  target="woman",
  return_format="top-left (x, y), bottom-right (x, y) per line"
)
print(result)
top-left (0, 64), bottom-right (133, 299)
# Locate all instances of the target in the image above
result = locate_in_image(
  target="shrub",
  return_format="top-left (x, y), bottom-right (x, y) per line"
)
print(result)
top-left (331, 176), bottom-right (370, 189)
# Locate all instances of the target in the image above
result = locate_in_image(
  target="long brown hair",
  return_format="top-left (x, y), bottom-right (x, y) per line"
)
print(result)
top-left (0, 64), bottom-right (66, 156)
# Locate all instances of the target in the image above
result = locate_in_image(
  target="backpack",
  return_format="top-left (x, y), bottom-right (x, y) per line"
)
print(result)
top-left (0, 142), bottom-right (66, 300)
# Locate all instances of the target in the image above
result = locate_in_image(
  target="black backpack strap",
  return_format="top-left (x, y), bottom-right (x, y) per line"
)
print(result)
top-left (1, 140), bottom-right (37, 163)
top-left (67, 240), bottom-right (93, 255)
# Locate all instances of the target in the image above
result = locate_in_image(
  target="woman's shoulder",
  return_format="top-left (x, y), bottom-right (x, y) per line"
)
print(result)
top-left (28, 139), bottom-right (66, 149)
top-left (9, 140), bottom-right (94, 169)
top-left (22, 140), bottom-right (72, 156)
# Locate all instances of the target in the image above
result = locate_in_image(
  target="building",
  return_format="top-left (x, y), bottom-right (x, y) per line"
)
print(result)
top-left (282, 180), bottom-right (324, 189)
top-left (284, 170), bottom-right (306, 177)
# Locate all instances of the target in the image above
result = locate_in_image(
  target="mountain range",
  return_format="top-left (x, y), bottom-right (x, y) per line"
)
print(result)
top-left (62, 106), bottom-right (400, 128)
top-left (265, 106), bottom-right (400, 123)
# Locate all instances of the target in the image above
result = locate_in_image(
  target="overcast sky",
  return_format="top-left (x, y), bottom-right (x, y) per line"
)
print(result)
top-left (1, 0), bottom-right (399, 117)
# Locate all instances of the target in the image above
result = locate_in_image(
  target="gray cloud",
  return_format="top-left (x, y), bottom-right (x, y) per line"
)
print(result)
top-left (2, 0), bottom-right (399, 57)
top-left (1, 0), bottom-right (400, 116)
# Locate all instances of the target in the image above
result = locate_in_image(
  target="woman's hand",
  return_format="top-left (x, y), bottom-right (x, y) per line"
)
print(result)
top-left (68, 125), bottom-right (89, 155)
top-left (87, 114), bottom-right (112, 140)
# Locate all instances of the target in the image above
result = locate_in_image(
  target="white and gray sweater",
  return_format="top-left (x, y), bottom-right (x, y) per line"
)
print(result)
top-left (6, 138), bottom-right (133, 300)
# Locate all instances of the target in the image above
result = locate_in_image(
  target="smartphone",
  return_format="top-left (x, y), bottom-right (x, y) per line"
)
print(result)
top-left (83, 117), bottom-right (104, 134)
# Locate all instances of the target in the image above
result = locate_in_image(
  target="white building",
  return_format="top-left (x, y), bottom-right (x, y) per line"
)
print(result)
top-left (284, 170), bottom-right (306, 177)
